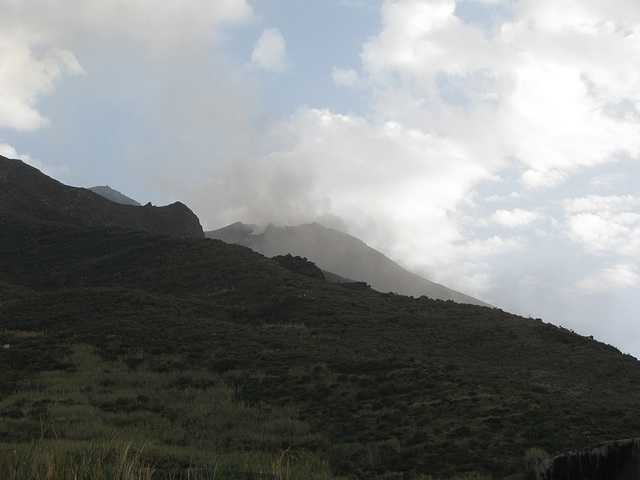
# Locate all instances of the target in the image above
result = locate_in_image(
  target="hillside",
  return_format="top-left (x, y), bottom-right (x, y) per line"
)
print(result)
top-left (0, 155), bottom-right (203, 237)
top-left (3, 210), bottom-right (640, 479)
top-left (207, 222), bottom-right (488, 306)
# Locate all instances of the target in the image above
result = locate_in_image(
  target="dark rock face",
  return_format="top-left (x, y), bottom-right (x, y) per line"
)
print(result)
top-left (273, 254), bottom-right (326, 280)
top-left (0, 155), bottom-right (203, 238)
top-left (536, 439), bottom-right (640, 480)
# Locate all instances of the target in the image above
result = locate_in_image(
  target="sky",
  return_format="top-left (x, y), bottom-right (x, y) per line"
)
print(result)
top-left (2, 0), bottom-right (640, 356)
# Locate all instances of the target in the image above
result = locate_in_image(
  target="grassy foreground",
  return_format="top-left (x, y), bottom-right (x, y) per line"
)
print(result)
top-left (2, 440), bottom-right (496, 480)
top-left (1, 426), bottom-right (498, 480)
top-left (0, 430), bottom-right (154, 480)
top-left (0, 341), bottom-right (546, 479)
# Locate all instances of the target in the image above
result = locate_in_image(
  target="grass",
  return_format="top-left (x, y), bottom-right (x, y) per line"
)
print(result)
top-left (0, 428), bottom-right (154, 480)
top-left (0, 344), bottom-right (334, 478)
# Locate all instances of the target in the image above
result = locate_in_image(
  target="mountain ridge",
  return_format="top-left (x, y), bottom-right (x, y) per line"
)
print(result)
top-left (0, 155), bottom-right (203, 238)
top-left (2, 153), bottom-right (640, 478)
top-left (207, 221), bottom-right (489, 306)
top-left (2, 210), bottom-right (640, 478)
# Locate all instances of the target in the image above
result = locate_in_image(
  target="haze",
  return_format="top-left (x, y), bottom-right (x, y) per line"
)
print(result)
top-left (1, 0), bottom-right (640, 356)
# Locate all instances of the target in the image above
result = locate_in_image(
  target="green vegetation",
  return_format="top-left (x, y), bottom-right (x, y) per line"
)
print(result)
top-left (2, 212), bottom-right (640, 479)
top-left (1, 430), bottom-right (155, 480)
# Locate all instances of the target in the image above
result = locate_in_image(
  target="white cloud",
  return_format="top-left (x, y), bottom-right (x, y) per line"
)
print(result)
top-left (0, 36), bottom-right (83, 131)
top-left (0, 0), bottom-right (254, 54)
top-left (565, 194), bottom-right (640, 214)
top-left (362, 0), bottom-right (505, 88)
top-left (499, 21), bottom-right (640, 188)
top-left (332, 67), bottom-right (365, 88)
top-left (0, 0), bottom-right (257, 199)
top-left (0, 143), bottom-right (28, 160)
top-left (205, 0), bottom-right (640, 308)
top-left (456, 234), bottom-right (525, 260)
top-left (589, 172), bottom-right (628, 190)
top-left (0, 0), bottom-right (254, 131)
top-left (485, 191), bottom-right (523, 203)
top-left (564, 195), bottom-right (640, 256)
top-left (354, 0), bottom-right (640, 192)
top-left (250, 27), bottom-right (290, 73)
top-left (206, 105), bottom-right (493, 263)
top-left (577, 264), bottom-right (640, 293)
top-left (492, 208), bottom-right (539, 228)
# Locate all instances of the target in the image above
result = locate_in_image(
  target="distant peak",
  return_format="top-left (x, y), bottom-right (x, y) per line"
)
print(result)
top-left (89, 185), bottom-right (141, 207)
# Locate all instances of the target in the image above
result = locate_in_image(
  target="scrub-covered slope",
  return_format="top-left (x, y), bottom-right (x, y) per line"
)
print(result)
top-left (2, 212), bottom-right (640, 479)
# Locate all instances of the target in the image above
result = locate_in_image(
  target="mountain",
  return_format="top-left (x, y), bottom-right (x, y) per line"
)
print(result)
top-left (2, 211), bottom-right (640, 479)
top-left (0, 155), bottom-right (203, 238)
top-left (89, 185), bottom-right (142, 206)
top-left (3, 154), bottom-right (640, 479)
top-left (207, 222), bottom-right (488, 306)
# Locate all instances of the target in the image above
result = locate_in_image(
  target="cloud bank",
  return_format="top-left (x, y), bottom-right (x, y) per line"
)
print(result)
top-left (0, 0), bottom-right (256, 184)
top-left (214, 0), bottom-right (640, 270)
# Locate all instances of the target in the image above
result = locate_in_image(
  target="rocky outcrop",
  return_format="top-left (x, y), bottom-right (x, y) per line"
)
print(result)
top-left (0, 155), bottom-right (203, 238)
top-left (536, 439), bottom-right (640, 480)
top-left (273, 254), bottom-right (326, 280)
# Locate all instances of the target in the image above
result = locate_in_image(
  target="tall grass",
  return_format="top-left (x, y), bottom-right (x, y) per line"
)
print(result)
top-left (0, 429), bottom-right (155, 480)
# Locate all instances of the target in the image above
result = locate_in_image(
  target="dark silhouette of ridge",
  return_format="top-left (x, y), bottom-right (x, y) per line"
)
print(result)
top-left (0, 155), bottom-right (203, 238)
top-left (273, 254), bottom-right (326, 280)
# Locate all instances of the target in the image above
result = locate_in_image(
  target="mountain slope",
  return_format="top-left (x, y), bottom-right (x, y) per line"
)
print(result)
top-left (2, 156), bottom-right (640, 478)
top-left (2, 212), bottom-right (640, 479)
top-left (0, 155), bottom-right (203, 237)
top-left (207, 222), bottom-right (488, 306)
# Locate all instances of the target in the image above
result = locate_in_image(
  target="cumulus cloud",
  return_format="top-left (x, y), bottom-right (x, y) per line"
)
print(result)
top-left (249, 28), bottom-right (290, 72)
top-left (0, 36), bottom-right (83, 131)
top-left (577, 264), bottom-right (640, 293)
top-left (492, 208), bottom-right (539, 228)
top-left (0, 0), bottom-right (257, 198)
top-left (332, 67), bottom-right (365, 88)
top-left (564, 195), bottom-right (640, 256)
top-left (353, 0), bottom-right (640, 192)
top-left (203, 0), bottom-right (640, 305)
